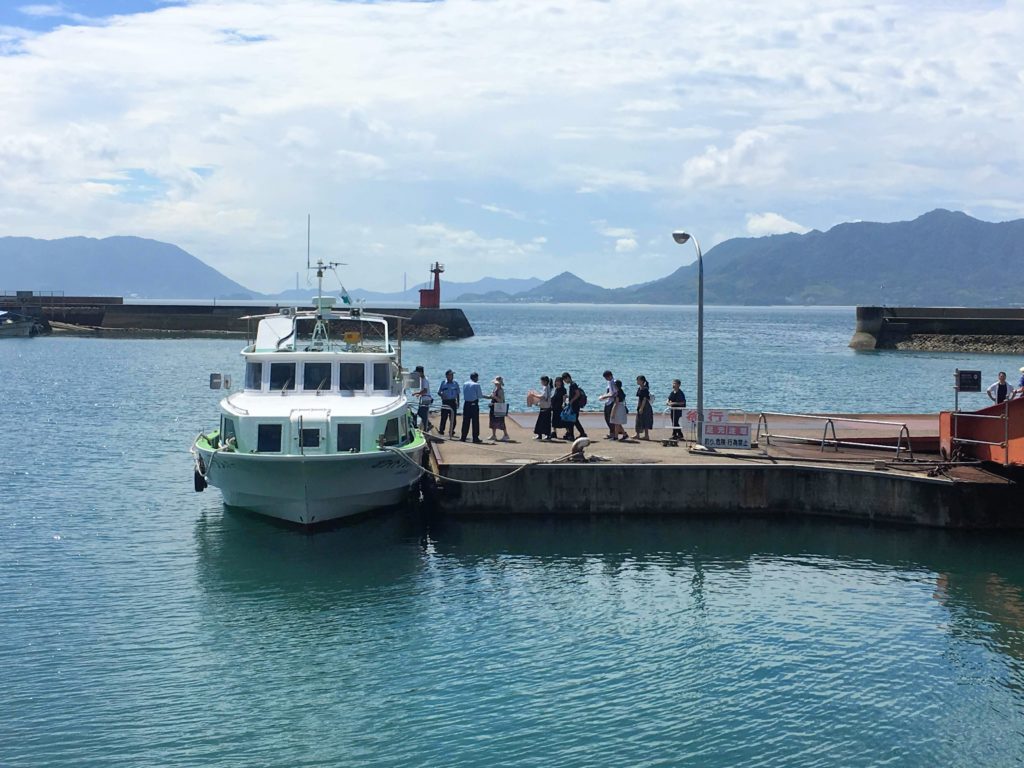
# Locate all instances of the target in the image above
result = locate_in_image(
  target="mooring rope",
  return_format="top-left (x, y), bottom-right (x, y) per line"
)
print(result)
top-left (385, 444), bottom-right (578, 485)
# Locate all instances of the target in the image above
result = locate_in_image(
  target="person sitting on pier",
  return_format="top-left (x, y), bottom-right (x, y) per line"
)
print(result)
top-left (988, 371), bottom-right (1013, 404)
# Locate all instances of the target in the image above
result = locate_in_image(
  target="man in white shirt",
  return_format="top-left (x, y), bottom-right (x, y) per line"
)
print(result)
top-left (987, 371), bottom-right (1013, 405)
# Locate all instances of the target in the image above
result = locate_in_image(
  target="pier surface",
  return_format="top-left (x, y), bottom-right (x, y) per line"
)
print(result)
top-left (428, 412), bottom-right (1021, 529)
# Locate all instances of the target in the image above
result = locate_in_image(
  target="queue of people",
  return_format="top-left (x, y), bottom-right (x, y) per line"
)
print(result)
top-left (409, 366), bottom-right (688, 443)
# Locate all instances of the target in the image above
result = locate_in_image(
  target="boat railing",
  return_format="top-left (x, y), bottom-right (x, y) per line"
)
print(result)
top-left (371, 397), bottom-right (406, 415)
top-left (755, 411), bottom-right (914, 459)
top-left (224, 393), bottom-right (250, 415)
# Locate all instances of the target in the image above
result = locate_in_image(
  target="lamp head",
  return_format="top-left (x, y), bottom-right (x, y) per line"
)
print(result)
top-left (672, 231), bottom-right (691, 244)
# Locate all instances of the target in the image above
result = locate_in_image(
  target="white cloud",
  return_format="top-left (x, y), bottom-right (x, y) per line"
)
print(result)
top-left (18, 4), bottom-right (93, 23)
top-left (615, 238), bottom-right (638, 253)
top-left (0, 0), bottom-right (1021, 291)
top-left (594, 222), bottom-right (636, 239)
top-left (681, 129), bottom-right (790, 189)
top-left (745, 212), bottom-right (811, 236)
top-left (412, 222), bottom-right (545, 266)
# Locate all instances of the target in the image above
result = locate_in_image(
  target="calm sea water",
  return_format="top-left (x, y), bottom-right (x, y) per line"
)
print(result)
top-left (2, 305), bottom-right (1024, 767)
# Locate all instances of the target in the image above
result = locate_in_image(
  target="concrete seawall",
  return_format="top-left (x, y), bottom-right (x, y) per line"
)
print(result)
top-left (0, 296), bottom-right (474, 340)
top-left (851, 306), bottom-right (1024, 352)
top-left (435, 461), bottom-right (1020, 529)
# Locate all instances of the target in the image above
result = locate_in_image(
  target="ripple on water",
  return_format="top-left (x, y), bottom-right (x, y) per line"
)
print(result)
top-left (3, 331), bottom-right (1024, 766)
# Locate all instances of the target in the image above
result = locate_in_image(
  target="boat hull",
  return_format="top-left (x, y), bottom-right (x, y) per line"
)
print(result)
top-left (195, 444), bottom-right (426, 525)
top-left (0, 321), bottom-right (34, 338)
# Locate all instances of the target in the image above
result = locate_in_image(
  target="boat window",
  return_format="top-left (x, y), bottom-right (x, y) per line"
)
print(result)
top-left (300, 428), bottom-right (320, 448)
top-left (337, 423), bottom-right (361, 453)
top-left (245, 362), bottom-right (263, 390)
top-left (339, 363), bottom-right (365, 391)
top-left (303, 362), bottom-right (333, 391)
top-left (257, 424), bottom-right (283, 452)
top-left (382, 418), bottom-right (400, 446)
top-left (269, 363), bottom-right (296, 391)
top-left (373, 363), bottom-right (391, 391)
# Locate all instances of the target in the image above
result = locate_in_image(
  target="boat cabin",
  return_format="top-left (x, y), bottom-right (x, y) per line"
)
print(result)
top-left (214, 305), bottom-right (417, 457)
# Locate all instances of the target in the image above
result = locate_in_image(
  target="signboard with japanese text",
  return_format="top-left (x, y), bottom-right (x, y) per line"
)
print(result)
top-left (702, 422), bottom-right (752, 449)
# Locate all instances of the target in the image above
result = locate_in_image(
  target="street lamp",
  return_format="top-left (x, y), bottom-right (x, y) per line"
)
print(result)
top-left (672, 230), bottom-right (704, 445)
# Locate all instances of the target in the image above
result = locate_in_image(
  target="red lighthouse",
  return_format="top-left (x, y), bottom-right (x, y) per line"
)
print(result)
top-left (418, 262), bottom-right (444, 309)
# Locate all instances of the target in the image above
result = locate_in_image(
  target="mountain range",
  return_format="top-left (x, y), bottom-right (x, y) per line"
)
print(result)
top-left (458, 209), bottom-right (1024, 306)
top-left (0, 235), bottom-right (253, 299)
top-left (3, 210), bottom-right (1022, 305)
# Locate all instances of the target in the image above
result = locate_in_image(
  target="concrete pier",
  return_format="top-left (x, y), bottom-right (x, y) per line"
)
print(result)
top-left (426, 412), bottom-right (1022, 529)
top-left (851, 306), bottom-right (1024, 352)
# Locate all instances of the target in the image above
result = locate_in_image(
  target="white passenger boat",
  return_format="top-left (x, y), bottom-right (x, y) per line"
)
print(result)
top-left (192, 262), bottom-right (426, 525)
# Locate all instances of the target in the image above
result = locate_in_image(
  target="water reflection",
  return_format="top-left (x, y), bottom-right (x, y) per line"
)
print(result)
top-left (194, 507), bottom-right (1024, 692)
top-left (193, 504), bottom-right (430, 609)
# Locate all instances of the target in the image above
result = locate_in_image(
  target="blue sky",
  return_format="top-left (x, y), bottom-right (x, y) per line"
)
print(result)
top-left (0, 2), bottom-right (172, 31)
top-left (1, 0), bottom-right (1022, 293)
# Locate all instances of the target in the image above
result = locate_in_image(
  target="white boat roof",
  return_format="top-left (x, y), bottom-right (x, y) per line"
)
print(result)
top-left (222, 392), bottom-right (407, 418)
top-left (250, 307), bottom-right (392, 354)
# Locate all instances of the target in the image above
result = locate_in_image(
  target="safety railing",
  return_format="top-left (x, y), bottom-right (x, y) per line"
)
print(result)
top-left (755, 412), bottom-right (914, 460)
top-left (950, 400), bottom-right (1010, 466)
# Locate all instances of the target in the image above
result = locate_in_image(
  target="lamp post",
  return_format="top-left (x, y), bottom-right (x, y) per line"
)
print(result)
top-left (672, 230), bottom-right (703, 445)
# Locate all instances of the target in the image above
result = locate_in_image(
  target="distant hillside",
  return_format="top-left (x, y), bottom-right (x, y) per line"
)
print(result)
top-left (622, 209), bottom-right (1024, 306)
top-left (515, 271), bottom-right (610, 303)
top-left (0, 236), bottom-right (254, 299)
top-left (470, 210), bottom-right (1024, 306)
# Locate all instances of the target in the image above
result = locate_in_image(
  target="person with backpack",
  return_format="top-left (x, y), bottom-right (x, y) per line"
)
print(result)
top-left (550, 376), bottom-right (567, 437)
top-left (561, 371), bottom-right (588, 440)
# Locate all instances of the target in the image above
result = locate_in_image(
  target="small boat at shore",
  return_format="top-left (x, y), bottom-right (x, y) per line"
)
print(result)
top-left (0, 311), bottom-right (39, 338)
top-left (191, 261), bottom-right (426, 525)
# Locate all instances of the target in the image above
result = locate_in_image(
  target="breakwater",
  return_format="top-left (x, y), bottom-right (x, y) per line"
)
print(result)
top-left (851, 306), bottom-right (1024, 352)
top-left (0, 294), bottom-right (474, 340)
